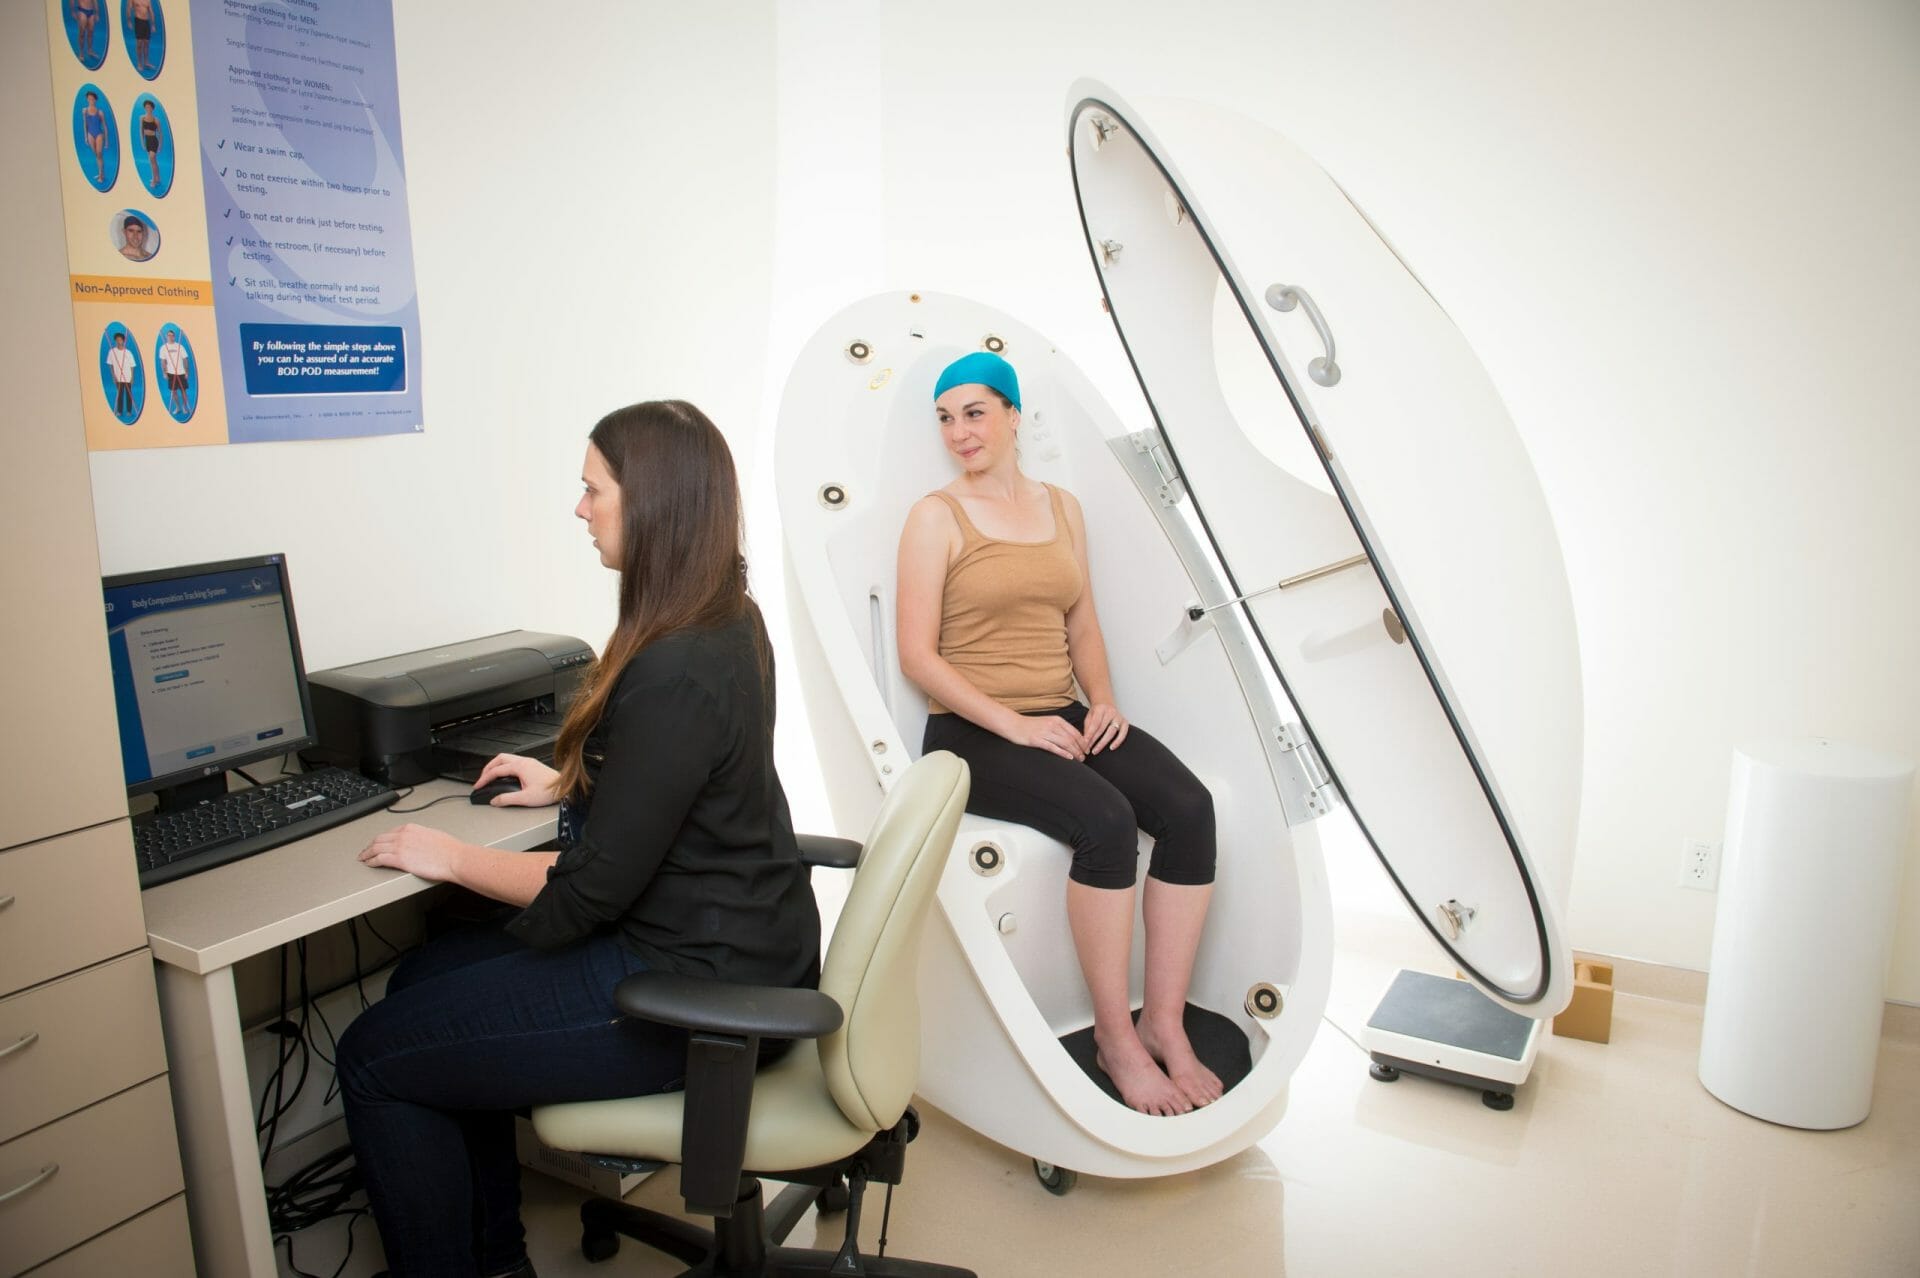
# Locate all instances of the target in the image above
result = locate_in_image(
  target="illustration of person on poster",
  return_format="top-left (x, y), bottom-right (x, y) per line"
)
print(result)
top-left (77, 87), bottom-right (114, 189)
top-left (158, 325), bottom-right (195, 421)
top-left (65, 0), bottom-right (107, 70)
top-left (134, 95), bottom-right (172, 197)
top-left (116, 211), bottom-right (159, 262)
top-left (125, 0), bottom-right (165, 79)
top-left (104, 328), bottom-right (141, 423)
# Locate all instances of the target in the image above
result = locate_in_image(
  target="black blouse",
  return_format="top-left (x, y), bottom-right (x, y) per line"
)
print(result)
top-left (505, 613), bottom-right (820, 990)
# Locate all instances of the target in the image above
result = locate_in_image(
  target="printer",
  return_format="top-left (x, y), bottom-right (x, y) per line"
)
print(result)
top-left (305, 630), bottom-right (594, 786)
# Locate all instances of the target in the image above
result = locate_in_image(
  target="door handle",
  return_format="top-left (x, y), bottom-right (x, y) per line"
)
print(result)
top-left (1264, 283), bottom-right (1342, 387)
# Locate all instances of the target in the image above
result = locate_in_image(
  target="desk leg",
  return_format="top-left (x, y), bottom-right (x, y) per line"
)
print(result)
top-left (156, 961), bottom-right (277, 1278)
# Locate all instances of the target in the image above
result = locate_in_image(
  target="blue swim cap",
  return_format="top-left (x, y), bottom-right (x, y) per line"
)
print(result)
top-left (933, 351), bottom-right (1021, 411)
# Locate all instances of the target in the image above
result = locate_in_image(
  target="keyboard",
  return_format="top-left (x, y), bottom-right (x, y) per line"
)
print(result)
top-left (134, 767), bottom-right (400, 888)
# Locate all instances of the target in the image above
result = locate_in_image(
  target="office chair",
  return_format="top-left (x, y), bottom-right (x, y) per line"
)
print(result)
top-left (530, 750), bottom-right (977, 1277)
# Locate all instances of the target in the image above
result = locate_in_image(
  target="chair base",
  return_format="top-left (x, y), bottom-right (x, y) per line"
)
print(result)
top-left (579, 1176), bottom-right (974, 1278)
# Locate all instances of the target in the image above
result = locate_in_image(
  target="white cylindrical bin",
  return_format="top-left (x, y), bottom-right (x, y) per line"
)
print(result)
top-left (1698, 738), bottom-right (1915, 1129)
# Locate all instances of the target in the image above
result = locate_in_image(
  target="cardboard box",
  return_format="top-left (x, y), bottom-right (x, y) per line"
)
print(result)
top-left (1553, 961), bottom-right (1615, 1043)
top-left (513, 1115), bottom-right (655, 1199)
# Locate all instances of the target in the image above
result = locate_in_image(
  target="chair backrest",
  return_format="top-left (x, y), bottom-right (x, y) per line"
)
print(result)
top-left (815, 750), bottom-right (970, 1132)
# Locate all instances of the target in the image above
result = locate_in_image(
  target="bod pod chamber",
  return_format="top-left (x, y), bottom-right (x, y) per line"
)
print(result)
top-left (774, 82), bottom-right (1580, 1181)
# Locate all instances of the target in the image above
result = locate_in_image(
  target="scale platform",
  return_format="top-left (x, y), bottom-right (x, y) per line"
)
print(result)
top-left (1360, 969), bottom-right (1543, 1110)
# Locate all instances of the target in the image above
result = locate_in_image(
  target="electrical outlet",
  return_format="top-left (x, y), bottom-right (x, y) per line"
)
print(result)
top-left (1678, 838), bottom-right (1721, 891)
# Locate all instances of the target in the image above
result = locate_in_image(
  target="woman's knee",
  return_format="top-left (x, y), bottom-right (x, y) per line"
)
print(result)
top-left (382, 948), bottom-right (431, 996)
top-left (1066, 790), bottom-right (1141, 889)
top-left (1147, 778), bottom-right (1216, 885)
top-left (334, 1015), bottom-right (380, 1104)
top-left (1161, 776), bottom-right (1215, 840)
top-left (333, 993), bottom-right (416, 1106)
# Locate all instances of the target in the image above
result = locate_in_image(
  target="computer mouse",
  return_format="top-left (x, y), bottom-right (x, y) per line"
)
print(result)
top-left (470, 776), bottom-right (523, 804)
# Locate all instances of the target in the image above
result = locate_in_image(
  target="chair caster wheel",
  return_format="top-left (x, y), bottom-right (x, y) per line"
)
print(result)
top-left (1369, 1063), bottom-right (1400, 1082)
top-left (1033, 1159), bottom-right (1077, 1196)
top-left (816, 1180), bottom-right (851, 1214)
top-left (1482, 1090), bottom-right (1514, 1111)
top-left (581, 1229), bottom-right (619, 1262)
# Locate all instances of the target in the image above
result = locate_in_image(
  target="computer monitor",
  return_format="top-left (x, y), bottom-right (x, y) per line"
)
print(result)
top-left (102, 553), bottom-right (318, 808)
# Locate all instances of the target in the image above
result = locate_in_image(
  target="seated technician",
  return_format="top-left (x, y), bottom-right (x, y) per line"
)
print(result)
top-left (339, 400), bottom-right (821, 1278)
top-left (896, 352), bottom-right (1222, 1117)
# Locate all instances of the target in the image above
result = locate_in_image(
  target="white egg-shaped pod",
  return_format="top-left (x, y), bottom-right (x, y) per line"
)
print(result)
top-left (776, 291), bottom-right (1328, 1177)
top-left (775, 81), bottom-right (1584, 1177)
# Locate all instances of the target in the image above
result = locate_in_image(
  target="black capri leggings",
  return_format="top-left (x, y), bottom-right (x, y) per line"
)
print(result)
top-left (922, 702), bottom-right (1215, 890)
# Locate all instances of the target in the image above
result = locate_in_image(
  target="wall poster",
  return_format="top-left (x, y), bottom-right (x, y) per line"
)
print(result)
top-left (46, 0), bottom-right (423, 449)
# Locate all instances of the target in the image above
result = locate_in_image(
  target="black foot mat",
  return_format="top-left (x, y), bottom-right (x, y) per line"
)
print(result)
top-left (1056, 1003), bottom-right (1254, 1105)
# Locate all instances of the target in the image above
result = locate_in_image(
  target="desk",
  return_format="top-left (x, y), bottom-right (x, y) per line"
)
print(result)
top-left (141, 780), bottom-right (556, 1278)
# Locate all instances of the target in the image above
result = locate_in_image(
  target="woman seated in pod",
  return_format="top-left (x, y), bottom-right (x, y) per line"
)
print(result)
top-left (897, 352), bottom-right (1221, 1117)
top-left (339, 400), bottom-right (821, 1278)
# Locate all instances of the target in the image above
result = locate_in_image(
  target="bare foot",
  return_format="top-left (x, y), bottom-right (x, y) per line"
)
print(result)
top-left (1094, 1030), bottom-right (1191, 1116)
top-left (1138, 1015), bottom-right (1225, 1107)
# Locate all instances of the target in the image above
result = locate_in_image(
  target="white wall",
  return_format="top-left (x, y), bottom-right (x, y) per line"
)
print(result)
top-left (761, 0), bottom-right (1920, 998)
top-left (88, 2), bottom-right (779, 671)
top-left (70, 1), bottom-right (1920, 998)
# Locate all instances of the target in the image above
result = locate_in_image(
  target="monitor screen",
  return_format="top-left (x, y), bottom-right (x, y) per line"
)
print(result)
top-left (102, 554), bottom-right (318, 796)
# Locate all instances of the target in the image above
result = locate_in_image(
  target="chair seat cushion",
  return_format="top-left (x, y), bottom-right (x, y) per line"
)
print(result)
top-left (530, 1039), bottom-right (875, 1174)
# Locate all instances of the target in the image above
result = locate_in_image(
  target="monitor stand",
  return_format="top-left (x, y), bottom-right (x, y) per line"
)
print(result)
top-left (150, 771), bottom-right (231, 813)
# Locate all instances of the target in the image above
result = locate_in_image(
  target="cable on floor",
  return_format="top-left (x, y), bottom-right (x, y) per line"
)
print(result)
top-left (1320, 1013), bottom-right (1369, 1058)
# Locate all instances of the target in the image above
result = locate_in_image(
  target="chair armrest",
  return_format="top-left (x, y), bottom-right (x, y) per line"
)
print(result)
top-left (616, 973), bottom-right (842, 1218)
top-left (796, 833), bottom-right (861, 870)
top-left (614, 971), bottom-right (844, 1041)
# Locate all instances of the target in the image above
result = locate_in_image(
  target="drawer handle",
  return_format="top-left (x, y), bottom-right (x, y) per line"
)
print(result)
top-left (0, 1162), bottom-right (58, 1206)
top-left (0, 894), bottom-right (15, 912)
top-left (0, 1031), bottom-right (38, 1061)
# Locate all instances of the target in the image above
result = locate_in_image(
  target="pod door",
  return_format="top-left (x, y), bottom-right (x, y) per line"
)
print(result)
top-left (1067, 83), bottom-right (1581, 1013)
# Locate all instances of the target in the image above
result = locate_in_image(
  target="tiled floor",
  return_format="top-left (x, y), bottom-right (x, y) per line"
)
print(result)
top-left (283, 907), bottom-right (1920, 1277)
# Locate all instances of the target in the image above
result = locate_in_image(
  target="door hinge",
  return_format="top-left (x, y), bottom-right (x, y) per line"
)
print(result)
top-left (1274, 722), bottom-right (1341, 824)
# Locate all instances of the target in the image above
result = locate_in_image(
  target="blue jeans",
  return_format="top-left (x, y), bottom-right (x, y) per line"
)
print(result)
top-left (336, 922), bottom-right (687, 1277)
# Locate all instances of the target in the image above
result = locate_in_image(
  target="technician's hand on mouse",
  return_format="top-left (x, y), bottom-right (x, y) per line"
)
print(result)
top-left (473, 753), bottom-right (559, 806)
top-left (1006, 714), bottom-right (1087, 761)
top-left (1083, 703), bottom-right (1129, 754)
top-left (359, 823), bottom-right (465, 882)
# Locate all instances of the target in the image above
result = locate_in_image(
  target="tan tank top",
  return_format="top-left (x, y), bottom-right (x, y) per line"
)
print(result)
top-left (927, 483), bottom-right (1083, 714)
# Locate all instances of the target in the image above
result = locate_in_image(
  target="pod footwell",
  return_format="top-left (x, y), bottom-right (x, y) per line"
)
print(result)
top-left (1056, 1002), bottom-right (1254, 1106)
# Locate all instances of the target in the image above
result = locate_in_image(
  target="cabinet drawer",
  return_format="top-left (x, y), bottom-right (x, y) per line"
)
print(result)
top-left (21, 1194), bottom-right (192, 1278)
top-left (0, 823), bottom-right (145, 999)
top-left (0, 953), bottom-right (167, 1143)
top-left (0, 1077), bottom-right (183, 1276)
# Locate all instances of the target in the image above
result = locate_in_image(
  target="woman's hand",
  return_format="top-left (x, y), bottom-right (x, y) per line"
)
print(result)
top-left (359, 823), bottom-right (468, 883)
top-left (1083, 703), bottom-right (1130, 755)
top-left (1004, 714), bottom-right (1087, 761)
top-left (473, 753), bottom-right (561, 806)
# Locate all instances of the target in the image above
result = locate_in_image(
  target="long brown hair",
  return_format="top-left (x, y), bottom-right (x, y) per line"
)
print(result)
top-left (552, 400), bottom-right (762, 800)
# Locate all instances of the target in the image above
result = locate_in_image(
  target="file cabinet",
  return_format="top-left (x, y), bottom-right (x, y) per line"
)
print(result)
top-left (0, 8), bottom-right (191, 1273)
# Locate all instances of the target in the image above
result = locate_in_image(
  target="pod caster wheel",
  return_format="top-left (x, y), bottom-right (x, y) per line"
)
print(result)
top-left (1369, 1063), bottom-right (1400, 1082)
top-left (580, 1229), bottom-right (619, 1262)
top-left (1482, 1090), bottom-right (1514, 1111)
top-left (816, 1179), bottom-right (851, 1214)
top-left (1033, 1159), bottom-right (1077, 1196)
